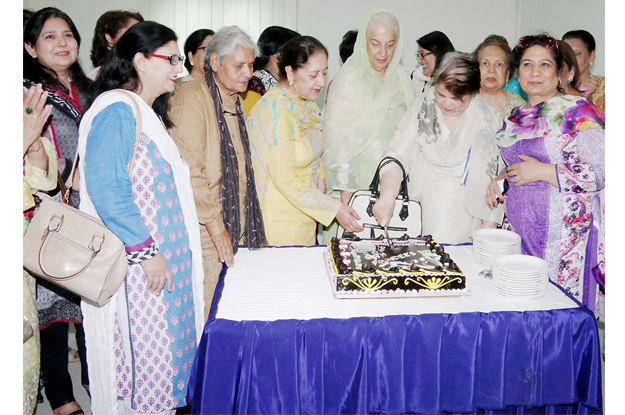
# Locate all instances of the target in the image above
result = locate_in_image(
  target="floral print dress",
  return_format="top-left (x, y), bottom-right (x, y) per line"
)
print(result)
top-left (496, 95), bottom-right (605, 313)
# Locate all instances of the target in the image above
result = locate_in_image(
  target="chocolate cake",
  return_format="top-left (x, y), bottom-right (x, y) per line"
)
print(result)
top-left (325, 234), bottom-right (468, 298)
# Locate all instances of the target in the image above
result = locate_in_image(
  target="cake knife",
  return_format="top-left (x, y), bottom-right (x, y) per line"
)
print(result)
top-left (384, 225), bottom-right (393, 247)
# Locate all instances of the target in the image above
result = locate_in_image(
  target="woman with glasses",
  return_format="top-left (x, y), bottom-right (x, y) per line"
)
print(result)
top-left (485, 34), bottom-right (605, 313)
top-left (176, 28), bottom-right (215, 85)
top-left (23, 7), bottom-right (92, 414)
top-left (247, 36), bottom-right (363, 245)
top-left (77, 21), bottom-right (205, 414)
top-left (321, 8), bottom-right (413, 242)
top-left (412, 30), bottom-right (455, 96)
top-left (473, 34), bottom-right (525, 117)
top-left (372, 52), bottom-right (504, 244)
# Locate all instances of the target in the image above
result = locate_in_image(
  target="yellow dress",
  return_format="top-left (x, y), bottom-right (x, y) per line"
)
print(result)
top-left (23, 137), bottom-right (57, 414)
top-left (247, 87), bottom-right (341, 246)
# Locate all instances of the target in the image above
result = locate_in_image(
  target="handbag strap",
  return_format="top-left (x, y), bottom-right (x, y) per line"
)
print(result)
top-left (365, 157), bottom-right (411, 220)
top-left (368, 156), bottom-right (409, 201)
top-left (63, 89), bottom-right (143, 202)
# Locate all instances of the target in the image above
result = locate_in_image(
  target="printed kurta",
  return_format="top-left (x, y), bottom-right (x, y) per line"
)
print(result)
top-left (78, 92), bottom-right (204, 414)
top-left (496, 95), bottom-right (605, 312)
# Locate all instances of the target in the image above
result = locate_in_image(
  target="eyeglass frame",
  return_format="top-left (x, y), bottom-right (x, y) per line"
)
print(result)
top-left (416, 51), bottom-right (434, 60)
top-left (146, 53), bottom-right (185, 66)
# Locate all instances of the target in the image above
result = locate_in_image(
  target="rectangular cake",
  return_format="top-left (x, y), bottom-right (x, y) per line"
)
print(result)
top-left (325, 235), bottom-right (468, 298)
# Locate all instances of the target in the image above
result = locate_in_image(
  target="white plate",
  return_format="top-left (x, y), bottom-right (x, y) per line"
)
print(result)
top-left (492, 254), bottom-right (547, 273)
top-left (472, 229), bottom-right (522, 244)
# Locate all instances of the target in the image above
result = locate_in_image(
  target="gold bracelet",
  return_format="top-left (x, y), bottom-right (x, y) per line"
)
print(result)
top-left (27, 138), bottom-right (43, 154)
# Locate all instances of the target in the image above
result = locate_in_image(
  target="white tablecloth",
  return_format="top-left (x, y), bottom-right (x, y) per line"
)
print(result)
top-left (216, 246), bottom-right (578, 321)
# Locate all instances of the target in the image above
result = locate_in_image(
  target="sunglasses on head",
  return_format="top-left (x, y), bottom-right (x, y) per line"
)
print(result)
top-left (518, 35), bottom-right (557, 50)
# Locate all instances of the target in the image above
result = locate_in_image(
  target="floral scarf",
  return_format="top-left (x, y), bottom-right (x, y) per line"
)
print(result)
top-left (496, 95), bottom-right (604, 147)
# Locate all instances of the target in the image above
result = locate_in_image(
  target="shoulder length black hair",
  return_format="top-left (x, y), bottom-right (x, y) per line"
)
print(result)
top-left (183, 29), bottom-right (215, 72)
top-left (255, 26), bottom-right (300, 71)
top-left (417, 30), bottom-right (456, 69)
top-left (23, 7), bottom-right (90, 94)
top-left (91, 21), bottom-right (178, 128)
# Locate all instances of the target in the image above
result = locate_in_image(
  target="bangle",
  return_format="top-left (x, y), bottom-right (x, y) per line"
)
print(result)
top-left (27, 138), bottom-right (43, 153)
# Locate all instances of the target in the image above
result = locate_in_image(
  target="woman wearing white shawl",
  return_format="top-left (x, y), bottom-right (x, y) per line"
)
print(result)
top-left (322, 8), bottom-right (413, 240)
top-left (373, 52), bottom-right (505, 244)
top-left (77, 22), bottom-right (204, 414)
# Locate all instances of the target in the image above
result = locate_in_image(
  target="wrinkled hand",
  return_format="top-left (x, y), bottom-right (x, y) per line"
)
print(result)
top-left (506, 154), bottom-right (556, 187)
top-left (23, 84), bottom-right (52, 155)
top-left (140, 253), bottom-right (173, 295)
top-left (336, 204), bottom-right (364, 234)
top-left (372, 194), bottom-right (396, 228)
top-left (317, 178), bottom-right (327, 194)
top-left (212, 229), bottom-right (234, 267)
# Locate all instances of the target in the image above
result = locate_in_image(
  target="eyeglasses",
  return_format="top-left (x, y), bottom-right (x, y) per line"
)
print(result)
top-left (518, 35), bottom-right (558, 50)
top-left (146, 53), bottom-right (185, 66)
top-left (416, 51), bottom-right (434, 60)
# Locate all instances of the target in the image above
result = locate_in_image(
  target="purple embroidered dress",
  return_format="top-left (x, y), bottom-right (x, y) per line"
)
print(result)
top-left (84, 102), bottom-right (198, 412)
top-left (496, 96), bottom-right (604, 312)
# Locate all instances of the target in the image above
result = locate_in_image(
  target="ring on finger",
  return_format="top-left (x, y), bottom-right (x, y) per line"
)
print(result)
top-left (26, 107), bottom-right (33, 114)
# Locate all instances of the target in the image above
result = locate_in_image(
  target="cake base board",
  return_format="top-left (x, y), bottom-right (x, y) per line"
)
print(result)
top-left (324, 251), bottom-right (471, 299)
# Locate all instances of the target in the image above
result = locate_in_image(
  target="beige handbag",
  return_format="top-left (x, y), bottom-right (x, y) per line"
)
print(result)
top-left (23, 90), bottom-right (142, 306)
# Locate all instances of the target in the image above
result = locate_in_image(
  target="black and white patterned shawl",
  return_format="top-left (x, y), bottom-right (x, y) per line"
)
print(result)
top-left (205, 70), bottom-right (266, 252)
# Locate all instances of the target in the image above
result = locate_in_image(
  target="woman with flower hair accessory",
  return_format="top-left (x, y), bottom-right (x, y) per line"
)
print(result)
top-left (485, 34), bottom-right (605, 313)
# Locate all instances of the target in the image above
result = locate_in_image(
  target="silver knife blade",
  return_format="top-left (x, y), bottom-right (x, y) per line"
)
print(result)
top-left (384, 225), bottom-right (393, 247)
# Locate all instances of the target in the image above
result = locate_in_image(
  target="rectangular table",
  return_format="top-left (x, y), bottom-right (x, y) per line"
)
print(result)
top-left (188, 246), bottom-right (603, 414)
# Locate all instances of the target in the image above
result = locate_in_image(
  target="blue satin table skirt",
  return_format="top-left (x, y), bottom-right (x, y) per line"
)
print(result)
top-left (187, 272), bottom-right (602, 414)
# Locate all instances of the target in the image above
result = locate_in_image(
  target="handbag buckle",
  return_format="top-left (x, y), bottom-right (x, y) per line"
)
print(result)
top-left (89, 234), bottom-right (105, 254)
top-left (42, 214), bottom-right (64, 241)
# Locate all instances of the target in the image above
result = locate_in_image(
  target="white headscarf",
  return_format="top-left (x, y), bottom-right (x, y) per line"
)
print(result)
top-left (322, 7), bottom-right (414, 194)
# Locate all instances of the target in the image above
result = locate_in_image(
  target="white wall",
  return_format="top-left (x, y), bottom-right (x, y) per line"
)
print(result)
top-left (24, 0), bottom-right (604, 77)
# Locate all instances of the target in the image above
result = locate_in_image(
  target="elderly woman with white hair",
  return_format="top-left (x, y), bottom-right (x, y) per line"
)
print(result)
top-left (170, 25), bottom-right (267, 321)
top-left (373, 52), bottom-right (504, 244)
top-left (321, 8), bottom-right (413, 241)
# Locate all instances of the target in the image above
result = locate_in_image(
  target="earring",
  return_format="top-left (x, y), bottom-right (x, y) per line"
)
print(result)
top-left (288, 79), bottom-right (293, 86)
top-left (568, 77), bottom-right (574, 84)
top-left (558, 78), bottom-right (562, 87)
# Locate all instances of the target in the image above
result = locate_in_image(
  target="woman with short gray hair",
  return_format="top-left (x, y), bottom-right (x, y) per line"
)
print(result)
top-left (170, 25), bottom-right (267, 322)
top-left (373, 52), bottom-right (505, 244)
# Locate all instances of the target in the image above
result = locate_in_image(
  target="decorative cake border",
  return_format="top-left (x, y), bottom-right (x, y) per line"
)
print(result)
top-left (324, 251), bottom-right (471, 299)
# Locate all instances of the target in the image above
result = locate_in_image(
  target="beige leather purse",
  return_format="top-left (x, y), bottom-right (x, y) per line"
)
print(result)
top-left (23, 90), bottom-right (141, 306)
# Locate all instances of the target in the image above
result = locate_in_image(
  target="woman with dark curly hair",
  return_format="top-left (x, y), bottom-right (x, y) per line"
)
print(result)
top-left (87, 9), bottom-right (143, 80)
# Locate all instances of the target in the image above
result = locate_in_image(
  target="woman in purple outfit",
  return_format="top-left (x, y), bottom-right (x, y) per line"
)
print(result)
top-left (486, 35), bottom-right (604, 314)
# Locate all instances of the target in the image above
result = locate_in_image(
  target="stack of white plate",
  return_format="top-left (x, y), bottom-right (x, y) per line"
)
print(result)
top-left (491, 255), bottom-right (549, 299)
top-left (472, 228), bottom-right (522, 268)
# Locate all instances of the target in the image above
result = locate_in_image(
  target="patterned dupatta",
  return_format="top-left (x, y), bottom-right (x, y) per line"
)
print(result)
top-left (496, 95), bottom-right (605, 148)
top-left (23, 78), bottom-right (83, 123)
top-left (205, 69), bottom-right (267, 251)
